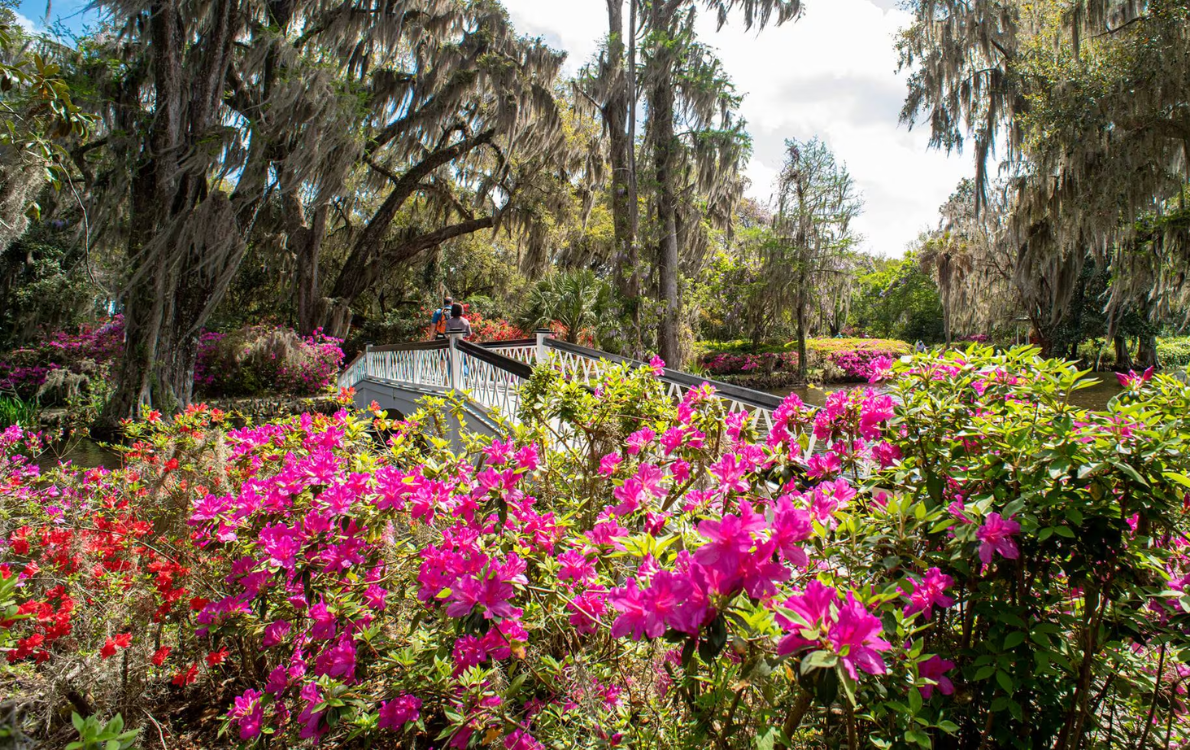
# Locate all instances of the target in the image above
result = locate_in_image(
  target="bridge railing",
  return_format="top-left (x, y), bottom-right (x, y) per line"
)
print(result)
top-left (339, 331), bottom-right (784, 431)
top-left (539, 337), bottom-right (782, 431)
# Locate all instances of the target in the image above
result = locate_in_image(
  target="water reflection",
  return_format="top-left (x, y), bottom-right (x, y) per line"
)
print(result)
top-left (36, 438), bottom-right (122, 472)
top-left (771, 374), bottom-right (1124, 411)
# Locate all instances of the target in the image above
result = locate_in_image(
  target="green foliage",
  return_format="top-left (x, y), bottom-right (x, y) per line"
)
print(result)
top-left (517, 268), bottom-right (610, 344)
top-left (65, 713), bottom-right (139, 750)
top-left (850, 253), bottom-right (945, 342)
top-left (0, 222), bottom-right (101, 348)
top-left (0, 394), bottom-right (36, 428)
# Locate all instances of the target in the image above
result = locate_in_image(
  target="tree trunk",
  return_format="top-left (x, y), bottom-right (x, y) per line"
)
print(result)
top-left (604, 0), bottom-right (633, 300)
top-left (1113, 335), bottom-right (1133, 371)
top-left (1136, 334), bottom-right (1159, 369)
top-left (649, 3), bottom-right (681, 367)
top-left (795, 290), bottom-right (808, 383)
top-left (288, 194), bottom-right (329, 336)
top-left (626, 0), bottom-right (642, 354)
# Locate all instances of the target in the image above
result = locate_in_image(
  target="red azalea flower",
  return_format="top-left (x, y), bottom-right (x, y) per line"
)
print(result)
top-left (206, 649), bottom-right (228, 666)
top-left (172, 663), bottom-right (198, 686)
top-left (152, 646), bottom-right (172, 666)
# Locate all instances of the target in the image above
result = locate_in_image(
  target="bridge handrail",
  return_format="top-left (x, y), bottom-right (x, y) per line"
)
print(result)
top-left (371, 339), bottom-right (450, 353)
top-left (543, 338), bottom-right (784, 411)
top-left (457, 339), bottom-right (535, 379)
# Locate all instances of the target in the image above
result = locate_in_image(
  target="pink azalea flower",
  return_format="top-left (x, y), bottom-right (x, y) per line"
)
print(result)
top-left (599, 452), bottom-right (622, 476)
top-left (1116, 366), bottom-right (1154, 389)
top-left (770, 496), bottom-right (814, 566)
top-left (557, 549), bottom-right (596, 585)
top-left (626, 428), bottom-right (655, 455)
top-left (670, 459), bottom-right (691, 484)
top-left (609, 579), bottom-right (658, 640)
top-left (378, 694), bottom-right (422, 730)
top-left (314, 634), bottom-right (357, 682)
top-left (777, 580), bottom-right (837, 655)
top-left (227, 688), bottom-right (264, 740)
top-left (828, 593), bottom-right (892, 679)
top-left (648, 356), bottom-right (666, 376)
top-left (636, 463), bottom-right (667, 499)
top-left (903, 568), bottom-right (955, 619)
top-left (694, 508), bottom-right (765, 589)
top-left (976, 512), bottom-right (1021, 564)
top-left (505, 729), bottom-right (546, 750)
top-left (611, 477), bottom-right (646, 516)
top-left (262, 619), bottom-right (291, 649)
top-left (447, 575), bottom-right (520, 620)
top-left (709, 453), bottom-right (750, 494)
top-left (918, 655), bottom-right (956, 698)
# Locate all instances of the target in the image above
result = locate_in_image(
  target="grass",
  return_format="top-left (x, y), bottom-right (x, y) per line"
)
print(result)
top-left (0, 394), bottom-right (38, 428)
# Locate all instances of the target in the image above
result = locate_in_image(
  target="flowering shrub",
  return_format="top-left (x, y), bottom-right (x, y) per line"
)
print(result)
top-left (699, 351), bottom-right (798, 376)
top-left (1, 320), bottom-right (343, 404)
top-left (194, 325), bottom-right (344, 397)
top-left (0, 317), bottom-right (124, 399)
top-left (3, 347), bottom-right (1190, 748)
top-left (809, 338), bottom-right (911, 382)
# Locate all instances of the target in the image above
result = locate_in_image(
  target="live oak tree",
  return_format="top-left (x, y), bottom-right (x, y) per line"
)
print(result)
top-left (899, 0), bottom-right (1190, 363)
top-left (85, 0), bottom-right (567, 429)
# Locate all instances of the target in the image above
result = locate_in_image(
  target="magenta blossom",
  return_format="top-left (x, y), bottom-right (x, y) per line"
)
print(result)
top-left (976, 512), bottom-right (1021, 564)
top-left (228, 688), bottom-right (264, 740)
top-left (378, 694), bottom-right (422, 730)
top-left (828, 592), bottom-right (891, 678)
top-left (918, 655), bottom-right (956, 699)
top-left (903, 567), bottom-right (955, 619)
top-left (1116, 366), bottom-right (1154, 389)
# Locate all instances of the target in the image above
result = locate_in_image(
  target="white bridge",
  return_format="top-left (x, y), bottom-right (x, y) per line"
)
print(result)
top-left (338, 332), bottom-right (783, 443)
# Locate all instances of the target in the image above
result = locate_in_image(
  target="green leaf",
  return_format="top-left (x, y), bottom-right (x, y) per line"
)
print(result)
top-left (754, 726), bottom-right (779, 750)
top-left (995, 670), bottom-right (1015, 694)
top-left (937, 720), bottom-right (959, 734)
top-left (71, 713), bottom-right (85, 733)
top-left (905, 728), bottom-right (932, 748)
top-left (800, 649), bottom-right (839, 675)
top-left (1054, 526), bottom-right (1075, 538)
top-left (1112, 461), bottom-right (1149, 486)
top-left (1003, 631), bottom-right (1026, 650)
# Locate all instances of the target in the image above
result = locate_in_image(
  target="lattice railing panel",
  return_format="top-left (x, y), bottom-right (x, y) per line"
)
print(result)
top-left (461, 352), bottom-right (525, 420)
top-left (486, 345), bottom-right (537, 366)
top-left (366, 349), bottom-right (450, 388)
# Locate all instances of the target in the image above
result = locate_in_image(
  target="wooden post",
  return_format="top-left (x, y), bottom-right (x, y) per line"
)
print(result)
top-left (535, 329), bottom-right (553, 366)
top-left (448, 334), bottom-right (463, 391)
top-left (364, 343), bottom-right (373, 379)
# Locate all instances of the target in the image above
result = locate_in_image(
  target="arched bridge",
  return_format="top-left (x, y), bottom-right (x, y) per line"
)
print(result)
top-left (338, 332), bottom-right (784, 445)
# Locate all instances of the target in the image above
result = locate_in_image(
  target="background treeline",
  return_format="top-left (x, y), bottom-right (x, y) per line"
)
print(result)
top-left (2, 0), bottom-right (1189, 427)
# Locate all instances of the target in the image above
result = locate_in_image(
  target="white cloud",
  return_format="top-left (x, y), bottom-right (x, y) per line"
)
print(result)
top-left (502, 0), bottom-right (974, 257)
top-left (12, 11), bottom-right (38, 31)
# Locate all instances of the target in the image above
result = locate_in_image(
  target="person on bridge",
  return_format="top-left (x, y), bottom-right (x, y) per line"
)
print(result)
top-left (443, 303), bottom-right (472, 338)
top-left (431, 296), bottom-right (453, 338)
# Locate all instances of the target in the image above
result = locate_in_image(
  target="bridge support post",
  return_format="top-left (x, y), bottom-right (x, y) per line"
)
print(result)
top-left (364, 343), bottom-right (373, 379)
top-left (535, 329), bottom-right (553, 366)
top-left (448, 333), bottom-right (463, 391)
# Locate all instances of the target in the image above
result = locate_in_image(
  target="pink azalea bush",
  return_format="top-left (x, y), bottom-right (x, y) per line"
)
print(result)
top-left (194, 325), bottom-right (344, 397)
top-left (3, 346), bottom-right (1190, 748)
top-left (699, 351), bottom-right (798, 377)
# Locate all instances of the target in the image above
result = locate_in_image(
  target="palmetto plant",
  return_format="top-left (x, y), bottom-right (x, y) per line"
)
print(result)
top-left (519, 269), bottom-right (609, 344)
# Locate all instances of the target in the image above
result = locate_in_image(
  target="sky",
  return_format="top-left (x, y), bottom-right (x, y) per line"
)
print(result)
top-left (14, 0), bottom-right (972, 257)
top-left (503, 0), bottom-right (973, 257)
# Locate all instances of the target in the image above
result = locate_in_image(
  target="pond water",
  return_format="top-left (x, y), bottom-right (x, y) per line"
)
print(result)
top-left (36, 437), bottom-right (123, 472)
top-left (770, 373), bottom-right (1124, 411)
